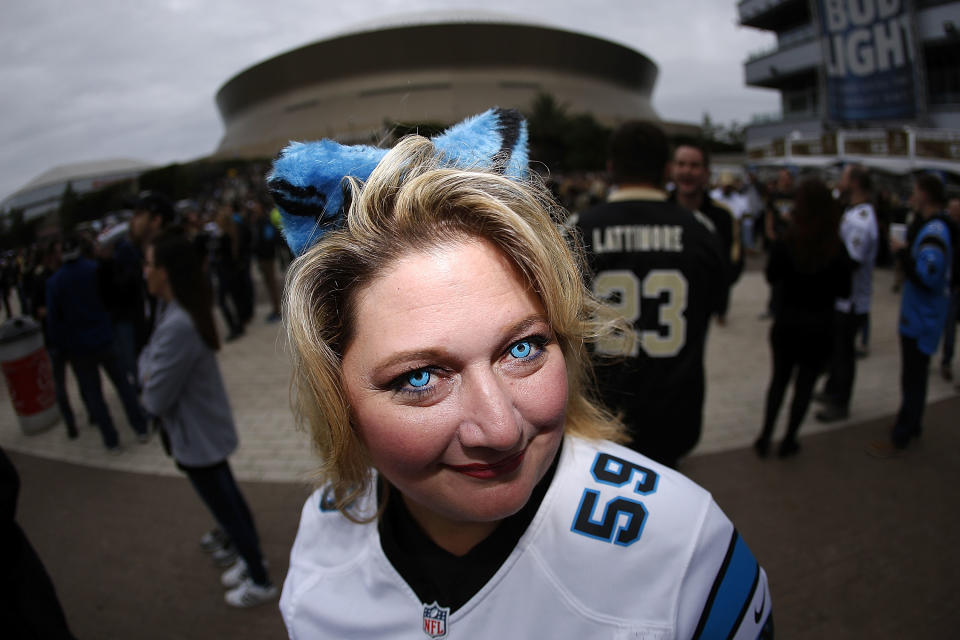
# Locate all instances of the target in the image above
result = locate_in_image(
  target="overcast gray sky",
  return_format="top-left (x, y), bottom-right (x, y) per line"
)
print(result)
top-left (0, 0), bottom-right (778, 202)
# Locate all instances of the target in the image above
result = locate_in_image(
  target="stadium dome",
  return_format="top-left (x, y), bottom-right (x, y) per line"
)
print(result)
top-left (1, 158), bottom-right (154, 220)
top-left (213, 13), bottom-right (664, 158)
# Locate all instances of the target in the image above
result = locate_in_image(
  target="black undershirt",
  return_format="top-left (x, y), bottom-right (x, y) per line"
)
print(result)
top-left (377, 441), bottom-right (562, 614)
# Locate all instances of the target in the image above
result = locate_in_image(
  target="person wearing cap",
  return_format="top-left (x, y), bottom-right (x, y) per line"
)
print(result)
top-left (102, 192), bottom-right (175, 387)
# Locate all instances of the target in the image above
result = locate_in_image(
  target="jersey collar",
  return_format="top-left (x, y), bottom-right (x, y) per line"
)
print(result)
top-left (608, 186), bottom-right (668, 203)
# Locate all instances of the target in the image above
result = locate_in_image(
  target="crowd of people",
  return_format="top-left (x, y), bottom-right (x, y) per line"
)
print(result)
top-left (557, 132), bottom-right (959, 465)
top-left (2, 166), bottom-right (289, 619)
top-left (2, 109), bottom-right (958, 635)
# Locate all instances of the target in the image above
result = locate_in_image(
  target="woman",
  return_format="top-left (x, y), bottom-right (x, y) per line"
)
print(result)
top-left (754, 178), bottom-right (852, 458)
top-left (138, 229), bottom-right (276, 607)
top-left (275, 110), bottom-right (772, 638)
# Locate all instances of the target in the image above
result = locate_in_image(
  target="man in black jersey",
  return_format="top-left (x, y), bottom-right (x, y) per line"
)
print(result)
top-left (669, 140), bottom-right (743, 325)
top-left (573, 121), bottom-right (726, 468)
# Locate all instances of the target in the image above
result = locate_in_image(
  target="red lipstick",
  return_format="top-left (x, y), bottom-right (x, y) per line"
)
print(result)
top-left (448, 450), bottom-right (525, 479)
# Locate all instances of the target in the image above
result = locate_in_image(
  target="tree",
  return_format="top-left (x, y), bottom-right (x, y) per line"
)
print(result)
top-left (1, 208), bottom-right (39, 249)
top-left (701, 112), bottom-right (720, 144)
top-left (699, 113), bottom-right (746, 153)
top-left (527, 93), bottom-right (569, 172)
top-left (526, 93), bottom-right (610, 173)
top-left (58, 182), bottom-right (79, 232)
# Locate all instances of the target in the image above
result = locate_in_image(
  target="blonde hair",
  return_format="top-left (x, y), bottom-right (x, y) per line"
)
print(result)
top-left (283, 135), bottom-right (628, 518)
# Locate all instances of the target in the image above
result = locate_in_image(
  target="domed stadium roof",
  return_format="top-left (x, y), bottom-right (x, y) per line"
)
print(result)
top-left (213, 16), bottom-right (662, 158)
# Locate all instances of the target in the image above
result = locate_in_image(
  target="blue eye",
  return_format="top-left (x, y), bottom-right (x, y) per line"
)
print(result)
top-left (407, 370), bottom-right (431, 388)
top-left (509, 340), bottom-right (534, 359)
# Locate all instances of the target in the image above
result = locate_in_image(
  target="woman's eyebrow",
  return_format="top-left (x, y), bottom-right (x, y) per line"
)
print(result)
top-left (372, 349), bottom-right (450, 373)
top-left (371, 315), bottom-right (550, 372)
top-left (505, 315), bottom-right (549, 337)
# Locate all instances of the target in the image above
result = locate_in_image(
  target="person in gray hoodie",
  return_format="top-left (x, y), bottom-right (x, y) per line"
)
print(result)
top-left (138, 228), bottom-right (277, 608)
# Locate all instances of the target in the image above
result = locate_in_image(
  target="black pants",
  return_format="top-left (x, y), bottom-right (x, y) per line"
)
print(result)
top-left (892, 334), bottom-right (929, 448)
top-left (216, 269), bottom-right (243, 336)
top-left (760, 323), bottom-right (828, 444)
top-left (180, 459), bottom-right (269, 586)
top-left (823, 310), bottom-right (867, 409)
top-left (235, 263), bottom-right (255, 325)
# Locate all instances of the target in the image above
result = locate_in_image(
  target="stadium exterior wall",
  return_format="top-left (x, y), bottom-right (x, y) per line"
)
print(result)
top-left (213, 22), bottom-right (668, 158)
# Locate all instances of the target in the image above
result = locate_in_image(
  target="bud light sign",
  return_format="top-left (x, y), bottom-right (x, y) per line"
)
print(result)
top-left (818, 0), bottom-right (918, 121)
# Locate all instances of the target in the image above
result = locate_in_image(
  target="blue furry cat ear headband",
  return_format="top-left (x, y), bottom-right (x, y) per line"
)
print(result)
top-left (266, 107), bottom-right (529, 257)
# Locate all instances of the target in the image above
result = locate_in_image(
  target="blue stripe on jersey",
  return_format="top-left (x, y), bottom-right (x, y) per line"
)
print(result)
top-left (691, 530), bottom-right (760, 640)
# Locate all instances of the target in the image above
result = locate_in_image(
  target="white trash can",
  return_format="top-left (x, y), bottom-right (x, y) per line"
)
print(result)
top-left (0, 316), bottom-right (59, 435)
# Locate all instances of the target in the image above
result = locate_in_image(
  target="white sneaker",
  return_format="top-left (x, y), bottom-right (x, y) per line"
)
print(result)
top-left (224, 578), bottom-right (278, 608)
top-left (200, 528), bottom-right (228, 553)
top-left (222, 558), bottom-right (270, 588)
top-left (221, 558), bottom-right (249, 588)
top-left (211, 543), bottom-right (238, 568)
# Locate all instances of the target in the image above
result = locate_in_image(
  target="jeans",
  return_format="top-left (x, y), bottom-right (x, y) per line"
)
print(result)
top-left (892, 334), bottom-right (930, 448)
top-left (112, 321), bottom-right (139, 390)
top-left (69, 345), bottom-right (147, 449)
top-left (47, 348), bottom-right (77, 436)
top-left (180, 459), bottom-right (269, 586)
top-left (742, 216), bottom-right (755, 253)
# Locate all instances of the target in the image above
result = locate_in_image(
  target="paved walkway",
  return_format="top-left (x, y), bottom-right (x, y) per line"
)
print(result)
top-left (2, 260), bottom-right (956, 479)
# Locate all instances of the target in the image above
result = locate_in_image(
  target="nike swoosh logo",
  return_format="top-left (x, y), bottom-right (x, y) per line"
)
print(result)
top-left (754, 588), bottom-right (766, 624)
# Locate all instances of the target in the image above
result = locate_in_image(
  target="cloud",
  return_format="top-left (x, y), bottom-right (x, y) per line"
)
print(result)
top-left (0, 0), bottom-right (779, 203)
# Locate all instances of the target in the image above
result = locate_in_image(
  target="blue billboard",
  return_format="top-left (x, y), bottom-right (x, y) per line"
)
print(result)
top-left (817, 0), bottom-right (919, 122)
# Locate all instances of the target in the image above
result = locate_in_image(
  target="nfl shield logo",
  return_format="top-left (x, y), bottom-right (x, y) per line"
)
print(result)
top-left (422, 601), bottom-right (449, 639)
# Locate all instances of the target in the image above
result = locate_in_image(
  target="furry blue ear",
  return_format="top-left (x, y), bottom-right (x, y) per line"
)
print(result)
top-left (432, 107), bottom-right (529, 179)
top-left (267, 107), bottom-right (529, 257)
top-left (267, 139), bottom-right (387, 257)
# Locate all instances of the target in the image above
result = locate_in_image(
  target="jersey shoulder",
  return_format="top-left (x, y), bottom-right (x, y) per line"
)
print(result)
top-left (546, 439), bottom-right (773, 639)
top-left (920, 217), bottom-right (951, 242)
top-left (845, 203), bottom-right (878, 227)
top-left (531, 438), bottom-right (727, 628)
top-left (286, 486), bottom-right (380, 582)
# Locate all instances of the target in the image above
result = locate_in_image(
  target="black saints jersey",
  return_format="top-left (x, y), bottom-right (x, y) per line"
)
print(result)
top-left (572, 189), bottom-right (726, 464)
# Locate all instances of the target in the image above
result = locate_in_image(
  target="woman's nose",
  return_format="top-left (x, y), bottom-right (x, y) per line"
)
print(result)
top-left (456, 368), bottom-right (523, 451)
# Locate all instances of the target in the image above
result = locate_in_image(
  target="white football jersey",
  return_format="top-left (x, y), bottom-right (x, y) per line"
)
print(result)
top-left (281, 436), bottom-right (772, 639)
top-left (836, 202), bottom-right (878, 314)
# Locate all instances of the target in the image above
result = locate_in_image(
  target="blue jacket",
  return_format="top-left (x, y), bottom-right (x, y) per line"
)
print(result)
top-left (899, 215), bottom-right (953, 355)
top-left (45, 257), bottom-right (114, 353)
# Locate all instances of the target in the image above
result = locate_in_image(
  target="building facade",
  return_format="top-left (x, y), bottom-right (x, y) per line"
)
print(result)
top-left (213, 17), bottom-right (688, 159)
top-left (739, 0), bottom-right (960, 172)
